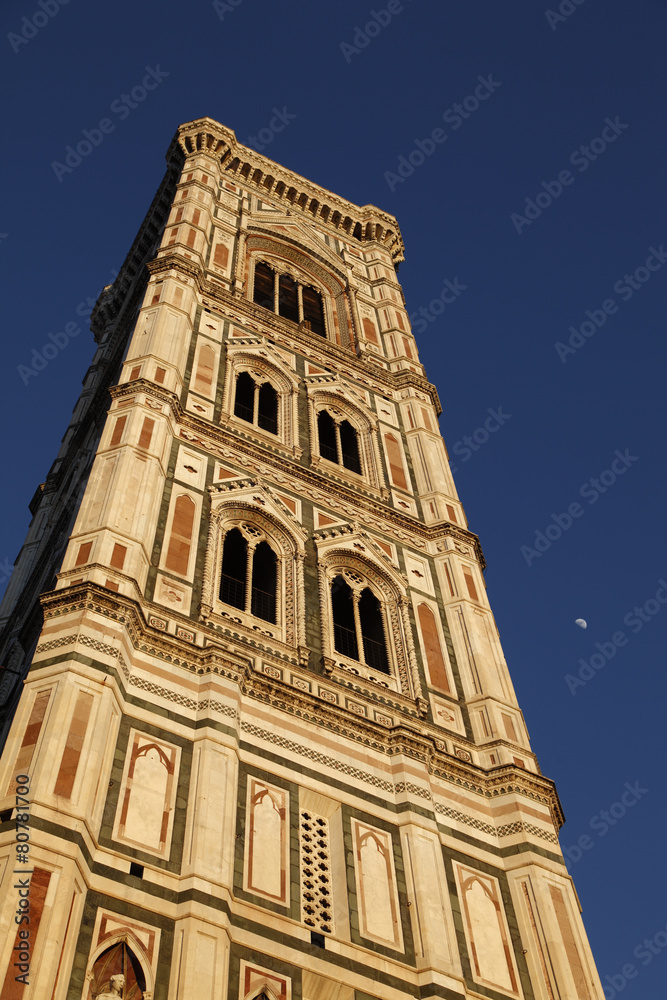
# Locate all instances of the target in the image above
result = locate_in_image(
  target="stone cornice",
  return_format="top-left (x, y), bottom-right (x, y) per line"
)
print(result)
top-left (37, 582), bottom-right (564, 830)
top-left (169, 117), bottom-right (406, 264)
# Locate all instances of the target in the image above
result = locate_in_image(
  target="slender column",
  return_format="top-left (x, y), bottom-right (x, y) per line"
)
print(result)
top-left (202, 519), bottom-right (224, 618)
top-left (347, 282), bottom-right (363, 347)
top-left (252, 383), bottom-right (260, 426)
top-left (244, 544), bottom-right (255, 614)
top-left (399, 596), bottom-right (425, 707)
top-left (352, 591), bottom-right (365, 665)
top-left (273, 271), bottom-right (280, 313)
top-left (334, 422), bottom-right (343, 466)
top-left (297, 284), bottom-right (304, 323)
top-left (296, 552), bottom-right (308, 660)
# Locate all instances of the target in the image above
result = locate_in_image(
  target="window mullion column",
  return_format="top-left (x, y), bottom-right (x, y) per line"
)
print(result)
top-left (352, 592), bottom-right (366, 665)
top-left (297, 284), bottom-right (304, 323)
top-left (334, 422), bottom-right (343, 466)
top-left (252, 384), bottom-right (260, 426)
top-left (273, 271), bottom-right (280, 313)
top-left (245, 544), bottom-right (255, 614)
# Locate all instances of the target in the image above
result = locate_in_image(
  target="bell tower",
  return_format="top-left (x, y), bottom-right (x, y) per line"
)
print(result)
top-left (0, 118), bottom-right (604, 1000)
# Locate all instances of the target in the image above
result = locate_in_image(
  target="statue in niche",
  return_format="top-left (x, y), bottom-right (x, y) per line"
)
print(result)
top-left (89, 940), bottom-right (147, 1000)
top-left (95, 975), bottom-right (129, 998)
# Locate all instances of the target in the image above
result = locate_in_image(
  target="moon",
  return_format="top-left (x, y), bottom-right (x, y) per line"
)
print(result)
top-left (575, 619), bottom-right (587, 629)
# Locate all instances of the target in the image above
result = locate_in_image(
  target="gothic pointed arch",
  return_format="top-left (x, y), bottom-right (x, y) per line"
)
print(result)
top-left (307, 386), bottom-right (383, 491)
top-left (202, 491), bottom-right (307, 654)
top-left (84, 930), bottom-right (155, 1000)
top-left (245, 233), bottom-right (352, 346)
top-left (241, 980), bottom-right (284, 1000)
top-left (222, 344), bottom-right (301, 454)
top-left (314, 535), bottom-right (423, 702)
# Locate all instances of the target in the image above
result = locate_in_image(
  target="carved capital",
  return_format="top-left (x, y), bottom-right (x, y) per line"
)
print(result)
top-left (321, 656), bottom-right (335, 675)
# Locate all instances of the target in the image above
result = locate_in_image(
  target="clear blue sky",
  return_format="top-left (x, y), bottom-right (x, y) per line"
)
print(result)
top-left (1, 1), bottom-right (666, 992)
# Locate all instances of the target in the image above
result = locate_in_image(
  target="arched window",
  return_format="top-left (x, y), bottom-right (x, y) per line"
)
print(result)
top-left (219, 527), bottom-right (247, 610)
top-left (253, 260), bottom-right (327, 337)
top-left (359, 588), bottom-right (389, 672)
top-left (331, 575), bottom-right (358, 659)
top-left (251, 540), bottom-right (277, 623)
top-left (302, 285), bottom-right (326, 337)
top-left (317, 410), bottom-right (338, 463)
top-left (317, 411), bottom-right (362, 474)
top-left (253, 261), bottom-right (275, 310)
top-left (331, 575), bottom-right (389, 674)
top-left (339, 420), bottom-right (361, 474)
top-left (278, 273), bottom-right (299, 323)
top-left (257, 381), bottom-right (278, 434)
top-left (219, 528), bottom-right (277, 624)
top-left (234, 372), bottom-right (255, 423)
top-left (233, 372), bottom-right (279, 435)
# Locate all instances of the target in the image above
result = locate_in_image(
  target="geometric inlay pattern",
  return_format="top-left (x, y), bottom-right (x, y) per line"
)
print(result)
top-left (435, 801), bottom-right (558, 844)
top-left (300, 811), bottom-right (333, 934)
top-left (241, 721), bottom-right (393, 792)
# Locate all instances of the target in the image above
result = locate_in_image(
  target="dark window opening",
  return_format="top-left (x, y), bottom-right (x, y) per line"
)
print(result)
top-left (234, 371), bottom-right (255, 423)
top-left (318, 410), bottom-right (338, 463)
top-left (129, 862), bottom-right (144, 878)
top-left (331, 575), bottom-right (358, 660)
top-left (253, 261), bottom-right (275, 310)
top-left (318, 411), bottom-right (362, 474)
top-left (278, 273), bottom-right (299, 323)
top-left (302, 285), bottom-right (326, 337)
top-left (359, 588), bottom-right (389, 673)
top-left (310, 931), bottom-right (326, 948)
top-left (257, 382), bottom-right (278, 434)
top-left (234, 372), bottom-right (279, 436)
top-left (251, 541), bottom-right (277, 623)
top-left (219, 528), bottom-right (247, 610)
top-left (253, 261), bottom-right (327, 338)
top-left (339, 420), bottom-right (361, 474)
